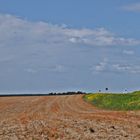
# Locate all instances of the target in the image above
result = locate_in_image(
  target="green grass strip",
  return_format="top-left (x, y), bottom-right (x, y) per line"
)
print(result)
top-left (83, 91), bottom-right (140, 111)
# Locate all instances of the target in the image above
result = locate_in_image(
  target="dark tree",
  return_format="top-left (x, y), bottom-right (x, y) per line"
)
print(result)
top-left (105, 88), bottom-right (108, 91)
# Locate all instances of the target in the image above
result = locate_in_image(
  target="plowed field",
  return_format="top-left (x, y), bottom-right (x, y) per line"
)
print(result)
top-left (0, 95), bottom-right (140, 140)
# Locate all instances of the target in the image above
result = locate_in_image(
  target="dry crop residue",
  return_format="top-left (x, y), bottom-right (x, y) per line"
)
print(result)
top-left (0, 95), bottom-right (140, 140)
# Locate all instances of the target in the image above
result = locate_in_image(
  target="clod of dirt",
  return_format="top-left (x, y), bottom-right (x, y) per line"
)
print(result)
top-left (89, 128), bottom-right (95, 133)
top-left (137, 124), bottom-right (140, 128)
top-left (110, 126), bottom-right (116, 129)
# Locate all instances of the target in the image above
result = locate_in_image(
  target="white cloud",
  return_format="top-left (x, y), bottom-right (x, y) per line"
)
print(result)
top-left (91, 59), bottom-right (108, 72)
top-left (95, 62), bottom-right (107, 72)
top-left (122, 3), bottom-right (140, 12)
top-left (67, 28), bottom-right (140, 46)
top-left (95, 64), bottom-right (105, 71)
top-left (24, 65), bottom-right (65, 74)
top-left (25, 68), bottom-right (37, 74)
top-left (91, 60), bottom-right (140, 74)
top-left (113, 64), bottom-right (140, 74)
top-left (112, 64), bottom-right (130, 71)
top-left (47, 65), bottom-right (65, 73)
top-left (0, 14), bottom-right (139, 48)
top-left (123, 50), bottom-right (134, 55)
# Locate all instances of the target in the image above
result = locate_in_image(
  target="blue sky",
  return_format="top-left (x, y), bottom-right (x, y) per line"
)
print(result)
top-left (0, 0), bottom-right (140, 93)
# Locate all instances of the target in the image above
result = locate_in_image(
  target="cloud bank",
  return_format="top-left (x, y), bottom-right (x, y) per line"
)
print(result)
top-left (0, 14), bottom-right (140, 92)
top-left (0, 14), bottom-right (140, 47)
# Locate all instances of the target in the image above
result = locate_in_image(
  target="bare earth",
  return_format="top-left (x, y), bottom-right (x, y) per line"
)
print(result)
top-left (0, 95), bottom-right (140, 140)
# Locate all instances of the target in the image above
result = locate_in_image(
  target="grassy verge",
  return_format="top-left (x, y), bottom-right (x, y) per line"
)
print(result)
top-left (83, 91), bottom-right (140, 111)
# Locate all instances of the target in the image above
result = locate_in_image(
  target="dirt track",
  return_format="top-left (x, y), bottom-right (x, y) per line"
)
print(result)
top-left (0, 95), bottom-right (140, 140)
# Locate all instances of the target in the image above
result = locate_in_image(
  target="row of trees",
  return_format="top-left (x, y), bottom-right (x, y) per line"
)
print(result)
top-left (48, 91), bottom-right (86, 96)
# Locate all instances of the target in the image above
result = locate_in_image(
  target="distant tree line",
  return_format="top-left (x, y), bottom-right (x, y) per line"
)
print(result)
top-left (0, 91), bottom-right (86, 97)
top-left (48, 91), bottom-right (86, 96)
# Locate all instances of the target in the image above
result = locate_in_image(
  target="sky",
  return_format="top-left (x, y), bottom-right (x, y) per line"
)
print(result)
top-left (0, 0), bottom-right (140, 93)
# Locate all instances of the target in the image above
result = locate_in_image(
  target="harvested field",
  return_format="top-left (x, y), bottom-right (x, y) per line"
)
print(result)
top-left (0, 95), bottom-right (140, 140)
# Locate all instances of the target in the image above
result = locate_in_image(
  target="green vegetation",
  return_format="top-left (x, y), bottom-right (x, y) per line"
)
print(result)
top-left (84, 91), bottom-right (140, 111)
